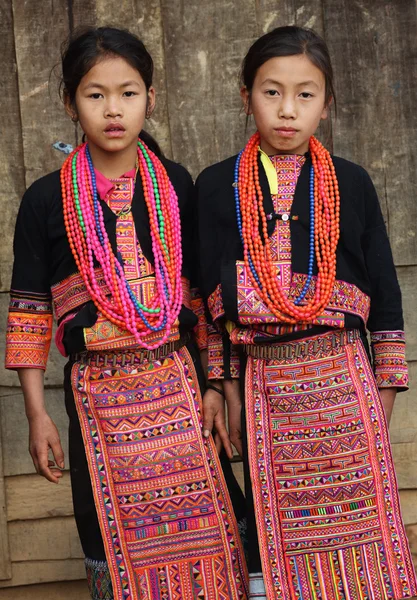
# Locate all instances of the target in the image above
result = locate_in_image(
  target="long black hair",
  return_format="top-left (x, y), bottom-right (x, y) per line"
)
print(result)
top-left (60, 26), bottom-right (162, 156)
top-left (241, 26), bottom-right (336, 113)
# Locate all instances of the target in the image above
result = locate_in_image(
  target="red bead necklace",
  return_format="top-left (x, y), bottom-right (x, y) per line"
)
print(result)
top-left (237, 132), bottom-right (340, 323)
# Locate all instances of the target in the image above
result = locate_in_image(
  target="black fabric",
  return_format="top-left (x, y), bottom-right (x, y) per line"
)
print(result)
top-left (10, 157), bottom-right (198, 355)
top-left (195, 153), bottom-right (404, 335)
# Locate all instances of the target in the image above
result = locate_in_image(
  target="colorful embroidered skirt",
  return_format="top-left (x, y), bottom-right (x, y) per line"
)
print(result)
top-left (245, 330), bottom-right (416, 600)
top-left (68, 346), bottom-right (248, 600)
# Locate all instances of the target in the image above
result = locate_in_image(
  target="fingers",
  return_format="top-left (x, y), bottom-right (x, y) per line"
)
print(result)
top-left (213, 415), bottom-right (233, 459)
top-left (36, 446), bottom-right (62, 483)
top-left (203, 400), bottom-right (215, 439)
top-left (230, 432), bottom-right (243, 458)
top-left (30, 442), bottom-right (64, 484)
top-left (50, 437), bottom-right (65, 470)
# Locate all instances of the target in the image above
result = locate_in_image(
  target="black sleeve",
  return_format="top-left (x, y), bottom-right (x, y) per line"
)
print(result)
top-left (360, 168), bottom-right (408, 390)
top-left (5, 182), bottom-right (53, 370)
top-left (361, 168), bottom-right (404, 333)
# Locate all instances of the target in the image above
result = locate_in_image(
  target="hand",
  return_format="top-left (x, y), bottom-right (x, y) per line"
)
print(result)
top-left (223, 379), bottom-right (243, 457)
top-left (379, 387), bottom-right (397, 426)
top-left (202, 384), bottom-right (233, 459)
top-left (28, 412), bottom-right (65, 483)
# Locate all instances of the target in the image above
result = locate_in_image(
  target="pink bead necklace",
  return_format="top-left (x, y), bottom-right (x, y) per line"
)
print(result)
top-left (60, 140), bottom-right (183, 349)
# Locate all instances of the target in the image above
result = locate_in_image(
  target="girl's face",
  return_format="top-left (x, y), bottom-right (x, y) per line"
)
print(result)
top-left (68, 56), bottom-right (155, 158)
top-left (241, 54), bottom-right (328, 155)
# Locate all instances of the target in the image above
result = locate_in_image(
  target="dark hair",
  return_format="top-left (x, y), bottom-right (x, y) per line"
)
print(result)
top-left (241, 26), bottom-right (336, 112)
top-left (60, 26), bottom-right (162, 156)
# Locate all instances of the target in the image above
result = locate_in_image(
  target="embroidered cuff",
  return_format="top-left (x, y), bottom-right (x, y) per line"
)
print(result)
top-left (207, 325), bottom-right (240, 380)
top-left (370, 330), bottom-right (408, 391)
top-left (5, 292), bottom-right (53, 370)
top-left (207, 325), bottom-right (225, 380)
top-left (191, 288), bottom-right (208, 351)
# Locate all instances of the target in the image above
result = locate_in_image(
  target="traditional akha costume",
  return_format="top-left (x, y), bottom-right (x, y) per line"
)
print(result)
top-left (196, 132), bottom-right (416, 599)
top-left (5, 141), bottom-right (248, 600)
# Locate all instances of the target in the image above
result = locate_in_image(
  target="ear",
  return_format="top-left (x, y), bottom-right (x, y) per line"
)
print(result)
top-left (64, 91), bottom-right (78, 122)
top-left (146, 86), bottom-right (156, 118)
top-left (240, 86), bottom-right (252, 115)
top-left (321, 95), bottom-right (333, 121)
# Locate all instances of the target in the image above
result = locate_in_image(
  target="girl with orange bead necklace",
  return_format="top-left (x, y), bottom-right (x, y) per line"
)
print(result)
top-left (197, 26), bottom-right (416, 600)
top-left (5, 26), bottom-right (248, 600)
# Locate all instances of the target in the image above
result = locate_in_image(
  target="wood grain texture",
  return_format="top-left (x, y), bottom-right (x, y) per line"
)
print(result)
top-left (0, 2), bottom-right (26, 293)
top-left (8, 517), bottom-right (83, 562)
top-left (397, 266), bottom-right (417, 361)
top-left (6, 473), bottom-right (74, 521)
top-left (12, 0), bottom-right (76, 187)
top-left (0, 403), bottom-right (11, 580)
top-left (323, 0), bottom-right (417, 265)
top-left (160, 0), bottom-right (258, 176)
top-left (255, 0), bottom-right (324, 34)
top-left (0, 580), bottom-right (89, 600)
top-left (0, 559), bottom-right (85, 588)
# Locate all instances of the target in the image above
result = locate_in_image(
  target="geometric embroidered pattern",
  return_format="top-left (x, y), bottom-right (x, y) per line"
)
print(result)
top-left (371, 330), bottom-right (408, 390)
top-left (5, 290), bottom-right (53, 369)
top-left (85, 558), bottom-right (113, 600)
top-left (245, 330), bottom-right (416, 599)
top-left (191, 287), bottom-right (208, 351)
top-left (72, 347), bottom-right (248, 599)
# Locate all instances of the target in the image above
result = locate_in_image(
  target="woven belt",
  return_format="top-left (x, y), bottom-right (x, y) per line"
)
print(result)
top-left (244, 329), bottom-right (360, 360)
top-left (72, 333), bottom-right (190, 368)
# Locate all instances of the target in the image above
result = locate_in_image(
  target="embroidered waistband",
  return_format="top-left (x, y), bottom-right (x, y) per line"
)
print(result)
top-left (72, 332), bottom-right (190, 367)
top-left (244, 329), bottom-right (360, 360)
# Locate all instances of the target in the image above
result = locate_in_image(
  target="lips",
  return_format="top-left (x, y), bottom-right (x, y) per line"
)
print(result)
top-left (274, 127), bottom-right (298, 138)
top-left (104, 122), bottom-right (125, 133)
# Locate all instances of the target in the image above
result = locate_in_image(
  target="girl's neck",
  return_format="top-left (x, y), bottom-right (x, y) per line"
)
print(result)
top-left (87, 142), bottom-right (138, 179)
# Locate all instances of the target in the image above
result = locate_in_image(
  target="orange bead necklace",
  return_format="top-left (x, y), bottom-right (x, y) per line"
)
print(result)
top-left (234, 132), bottom-right (340, 323)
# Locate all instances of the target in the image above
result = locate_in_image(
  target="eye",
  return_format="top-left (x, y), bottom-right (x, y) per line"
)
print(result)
top-left (89, 93), bottom-right (103, 99)
top-left (266, 90), bottom-right (280, 97)
top-left (123, 91), bottom-right (137, 97)
top-left (300, 92), bottom-right (314, 99)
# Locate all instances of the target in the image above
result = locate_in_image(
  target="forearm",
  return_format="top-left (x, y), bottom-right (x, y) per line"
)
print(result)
top-left (379, 387), bottom-right (396, 425)
top-left (17, 368), bottom-right (47, 420)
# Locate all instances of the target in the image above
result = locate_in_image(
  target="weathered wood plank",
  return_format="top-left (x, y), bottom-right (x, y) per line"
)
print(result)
top-left (0, 579), bottom-right (89, 600)
top-left (397, 267), bottom-right (417, 362)
top-left (0, 403), bottom-right (11, 580)
top-left (399, 490), bottom-right (417, 527)
top-left (392, 442), bottom-right (417, 490)
top-left (160, 0), bottom-right (258, 177)
top-left (405, 523), bottom-right (417, 572)
top-left (0, 559), bottom-right (85, 588)
top-left (255, 0), bottom-right (324, 35)
top-left (390, 360), bottom-right (417, 446)
top-left (8, 517), bottom-right (83, 562)
top-left (1, 389), bottom-right (69, 477)
top-left (96, 0), bottom-right (172, 156)
top-left (6, 473), bottom-right (73, 521)
top-left (71, 0), bottom-right (97, 29)
top-left (12, 0), bottom-right (76, 186)
top-left (0, 1), bottom-right (26, 293)
top-left (323, 0), bottom-right (417, 265)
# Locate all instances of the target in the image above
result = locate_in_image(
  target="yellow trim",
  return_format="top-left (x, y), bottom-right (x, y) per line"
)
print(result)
top-left (225, 320), bottom-right (235, 334)
top-left (259, 147), bottom-right (278, 195)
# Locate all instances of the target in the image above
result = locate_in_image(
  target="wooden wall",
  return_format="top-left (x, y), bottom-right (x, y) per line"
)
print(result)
top-left (0, 0), bottom-right (416, 597)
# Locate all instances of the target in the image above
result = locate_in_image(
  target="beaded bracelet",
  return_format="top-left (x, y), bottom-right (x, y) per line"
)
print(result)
top-left (206, 383), bottom-right (225, 398)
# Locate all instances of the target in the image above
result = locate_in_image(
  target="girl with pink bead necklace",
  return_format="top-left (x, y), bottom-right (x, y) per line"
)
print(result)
top-left (5, 26), bottom-right (248, 600)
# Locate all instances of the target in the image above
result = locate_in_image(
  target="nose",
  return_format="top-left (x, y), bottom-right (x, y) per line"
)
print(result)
top-left (104, 96), bottom-right (123, 118)
top-left (278, 94), bottom-right (296, 119)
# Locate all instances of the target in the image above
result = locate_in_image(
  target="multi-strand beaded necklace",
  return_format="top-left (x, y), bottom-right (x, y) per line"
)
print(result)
top-left (234, 131), bottom-right (340, 323)
top-left (60, 139), bottom-right (183, 349)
